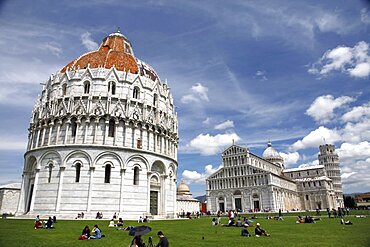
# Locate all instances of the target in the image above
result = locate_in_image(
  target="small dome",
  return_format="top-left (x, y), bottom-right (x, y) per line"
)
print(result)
top-left (262, 142), bottom-right (282, 159)
top-left (177, 180), bottom-right (190, 193)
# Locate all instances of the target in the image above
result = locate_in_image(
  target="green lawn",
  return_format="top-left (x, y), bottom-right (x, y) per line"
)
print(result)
top-left (1, 211), bottom-right (370, 247)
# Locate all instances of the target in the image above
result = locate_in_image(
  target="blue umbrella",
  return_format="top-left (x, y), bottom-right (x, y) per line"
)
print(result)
top-left (129, 225), bottom-right (152, 236)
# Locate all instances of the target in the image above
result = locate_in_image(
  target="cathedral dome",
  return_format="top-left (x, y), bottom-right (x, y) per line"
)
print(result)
top-left (262, 142), bottom-right (282, 159)
top-left (60, 30), bottom-right (160, 82)
top-left (177, 181), bottom-right (190, 194)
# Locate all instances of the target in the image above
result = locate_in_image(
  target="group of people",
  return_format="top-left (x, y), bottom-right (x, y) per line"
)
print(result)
top-left (79, 224), bottom-right (104, 240)
top-left (109, 217), bottom-right (124, 227)
top-left (241, 222), bottom-right (270, 237)
top-left (75, 212), bottom-right (85, 219)
top-left (326, 207), bottom-right (350, 218)
top-left (138, 216), bottom-right (150, 223)
top-left (96, 212), bottom-right (104, 219)
top-left (296, 215), bottom-right (320, 224)
top-left (34, 215), bottom-right (56, 229)
top-left (131, 231), bottom-right (169, 247)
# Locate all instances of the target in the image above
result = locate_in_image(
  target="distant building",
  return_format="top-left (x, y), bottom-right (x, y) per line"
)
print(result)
top-left (0, 183), bottom-right (21, 215)
top-left (206, 142), bottom-right (344, 213)
top-left (176, 181), bottom-right (200, 215)
top-left (354, 193), bottom-right (370, 209)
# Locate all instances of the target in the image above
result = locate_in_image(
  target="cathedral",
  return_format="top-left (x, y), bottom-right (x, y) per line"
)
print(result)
top-left (206, 142), bottom-right (344, 213)
top-left (16, 30), bottom-right (179, 219)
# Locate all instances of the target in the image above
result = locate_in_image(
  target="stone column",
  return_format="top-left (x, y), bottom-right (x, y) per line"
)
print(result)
top-left (41, 123), bottom-right (47, 146)
top-left (16, 173), bottom-right (28, 214)
top-left (93, 118), bottom-right (99, 144)
top-left (35, 125), bottom-right (41, 148)
top-left (55, 166), bottom-right (65, 211)
top-left (147, 172), bottom-right (152, 214)
top-left (29, 168), bottom-right (40, 212)
top-left (55, 119), bottom-right (62, 144)
top-left (64, 118), bottom-right (71, 144)
top-left (74, 119), bottom-right (81, 144)
top-left (87, 166), bottom-right (95, 212)
top-left (47, 121), bottom-right (54, 146)
top-left (103, 119), bottom-right (109, 145)
top-left (113, 121), bottom-right (119, 146)
top-left (84, 118), bottom-right (90, 144)
top-left (119, 168), bottom-right (126, 212)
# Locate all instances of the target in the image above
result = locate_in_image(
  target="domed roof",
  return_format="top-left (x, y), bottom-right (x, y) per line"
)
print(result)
top-left (177, 180), bottom-right (190, 193)
top-left (60, 30), bottom-right (161, 82)
top-left (262, 142), bottom-right (282, 159)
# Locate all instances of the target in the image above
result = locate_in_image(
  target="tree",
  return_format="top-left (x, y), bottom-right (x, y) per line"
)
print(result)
top-left (344, 195), bottom-right (355, 208)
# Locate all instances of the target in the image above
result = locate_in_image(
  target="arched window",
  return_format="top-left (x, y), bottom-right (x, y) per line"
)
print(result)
top-left (108, 81), bottom-right (116, 95)
top-left (84, 81), bottom-right (90, 94)
top-left (48, 164), bottom-right (53, 183)
top-left (108, 119), bottom-right (115, 137)
top-left (75, 163), bottom-right (81, 183)
top-left (133, 87), bottom-right (140, 99)
top-left (133, 167), bottom-right (139, 185)
top-left (153, 94), bottom-right (158, 106)
top-left (62, 84), bottom-right (67, 96)
top-left (105, 164), bottom-right (111, 183)
top-left (71, 118), bottom-right (77, 137)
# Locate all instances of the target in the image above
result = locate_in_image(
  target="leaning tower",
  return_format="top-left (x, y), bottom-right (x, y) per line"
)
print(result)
top-left (16, 30), bottom-right (179, 219)
top-left (318, 144), bottom-right (344, 208)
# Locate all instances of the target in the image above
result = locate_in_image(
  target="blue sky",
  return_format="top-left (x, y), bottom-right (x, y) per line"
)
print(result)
top-left (0, 0), bottom-right (370, 196)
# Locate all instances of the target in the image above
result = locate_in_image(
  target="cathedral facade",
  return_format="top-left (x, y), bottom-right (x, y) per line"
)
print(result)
top-left (206, 143), bottom-right (343, 213)
top-left (16, 30), bottom-right (178, 219)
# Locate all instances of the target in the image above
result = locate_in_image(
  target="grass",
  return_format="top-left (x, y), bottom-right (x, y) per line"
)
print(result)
top-left (1, 210), bottom-right (370, 247)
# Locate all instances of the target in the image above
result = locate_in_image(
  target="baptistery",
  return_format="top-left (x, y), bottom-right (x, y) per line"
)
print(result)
top-left (16, 30), bottom-right (178, 219)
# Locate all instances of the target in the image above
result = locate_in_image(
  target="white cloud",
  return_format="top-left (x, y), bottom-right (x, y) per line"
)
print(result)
top-left (279, 151), bottom-right (300, 167)
top-left (255, 70), bottom-right (267, 80)
top-left (361, 8), bottom-right (370, 24)
top-left (0, 136), bottom-right (27, 151)
top-left (214, 120), bottom-right (234, 130)
top-left (181, 83), bottom-right (209, 104)
top-left (341, 172), bottom-right (356, 179)
top-left (298, 160), bottom-right (319, 168)
top-left (291, 126), bottom-right (341, 151)
top-left (342, 103), bottom-right (370, 122)
top-left (202, 117), bottom-right (211, 125)
top-left (309, 41), bottom-right (370, 78)
top-left (187, 132), bottom-right (240, 155)
top-left (39, 42), bottom-right (62, 56)
top-left (81, 32), bottom-right (99, 51)
top-left (315, 13), bottom-right (345, 34)
top-left (306, 95), bottom-right (355, 124)
top-left (337, 141), bottom-right (370, 161)
top-left (182, 164), bottom-right (222, 184)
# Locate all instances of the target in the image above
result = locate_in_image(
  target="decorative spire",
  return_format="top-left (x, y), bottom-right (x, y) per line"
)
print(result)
top-left (117, 27), bottom-right (121, 33)
top-left (267, 141), bottom-right (272, 147)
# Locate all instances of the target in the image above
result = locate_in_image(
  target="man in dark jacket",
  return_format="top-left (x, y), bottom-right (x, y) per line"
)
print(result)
top-left (156, 231), bottom-right (169, 247)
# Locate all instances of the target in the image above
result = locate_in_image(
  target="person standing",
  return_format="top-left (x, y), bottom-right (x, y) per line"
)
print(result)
top-left (155, 231), bottom-right (169, 247)
top-left (217, 211), bottom-right (221, 225)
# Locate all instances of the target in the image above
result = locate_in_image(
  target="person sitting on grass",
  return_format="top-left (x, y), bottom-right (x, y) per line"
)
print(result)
top-left (241, 224), bottom-right (251, 237)
top-left (89, 224), bottom-right (102, 239)
top-left (108, 219), bottom-right (115, 227)
top-left (212, 217), bottom-right (217, 226)
top-left (340, 219), bottom-right (353, 225)
top-left (236, 218), bottom-right (243, 227)
top-left (255, 223), bottom-right (270, 237)
top-left (79, 225), bottom-right (90, 240)
top-left (45, 217), bottom-right (54, 229)
top-left (34, 215), bottom-right (43, 229)
top-left (117, 217), bottom-right (124, 227)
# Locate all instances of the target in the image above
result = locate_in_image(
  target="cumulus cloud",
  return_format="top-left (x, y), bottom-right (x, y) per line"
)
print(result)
top-left (214, 120), bottom-right (234, 130)
top-left (337, 141), bottom-right (370, 161)
top-left (291, 126), bottom-right (341, 151)
top-left (182, 164), bottom-right (222, 184)
top-left (187, 132), bottom-right (240, 155)
top-left (306, 95), bottom-right (355, 124)
top-left (298, 160), bottom-right (319, 168)
top-left (342, 103), bottom-right (370, 122)
top-left (279, 152), bottom-right (300, 167)
top-left (181, 83), bottom-right (209, 104)
top-left (81, 32), bottom-right (99, 51)
top-left (308, 41), bottom-right (370, 78)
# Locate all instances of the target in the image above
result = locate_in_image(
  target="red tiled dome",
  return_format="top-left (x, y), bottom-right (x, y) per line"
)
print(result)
top-left (60, 32), bottom-right (139, 73)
